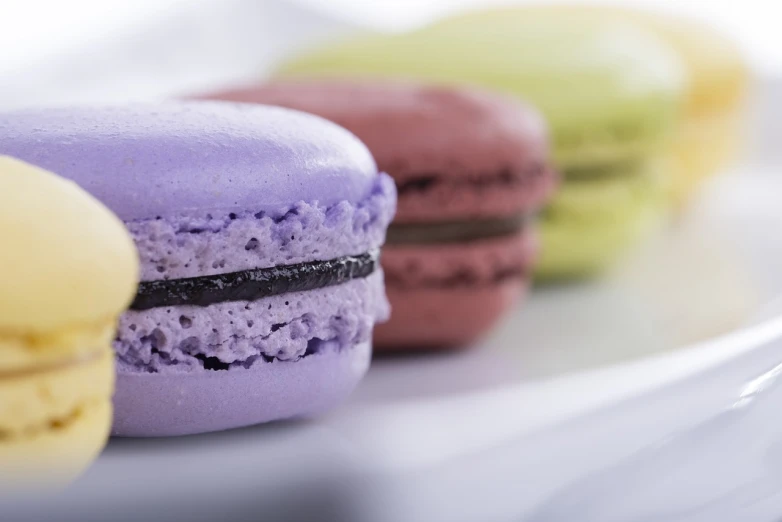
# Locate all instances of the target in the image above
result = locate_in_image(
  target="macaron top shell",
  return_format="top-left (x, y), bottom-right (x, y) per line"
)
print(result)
top-left (198, 81), bottom-right (555, 223)
top-left (0, 156), bottom-right (138, 333)
top-left (199, 82), bottom-right (550, 179)
top-left (278, 10), bottom-right (687, 167)
top-left (520, 5), bottom-right (749, 117)
top-left (0, 103), bottom-right (379, 221)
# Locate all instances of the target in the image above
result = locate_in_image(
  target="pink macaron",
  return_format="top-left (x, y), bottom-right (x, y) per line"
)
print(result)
top-left (197, 81), bottom-right (557, 349)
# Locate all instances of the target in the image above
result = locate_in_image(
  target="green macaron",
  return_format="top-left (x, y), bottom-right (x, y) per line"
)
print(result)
top-left (537, 159), bottom-right (668, 279)
top-left (278, 8), bottom-right (687, 279)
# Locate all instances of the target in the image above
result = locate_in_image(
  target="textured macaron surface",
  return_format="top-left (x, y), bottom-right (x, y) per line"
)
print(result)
top-left (119, 169), bottom-right (393, 374)
top-left (0, 103), bottom-right (379, 220)
top-left (130, 173), bottom-right (394, 281)
top-left (116, 272), bottom-right (386, 373)
top-left (199, 82), bottom-right (555, 223)
top-left (0, 104), bottom-right (395, 378)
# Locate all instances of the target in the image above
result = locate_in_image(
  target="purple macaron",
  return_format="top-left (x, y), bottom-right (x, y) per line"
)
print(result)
top-left (0, 103), bottom-right (396, 436)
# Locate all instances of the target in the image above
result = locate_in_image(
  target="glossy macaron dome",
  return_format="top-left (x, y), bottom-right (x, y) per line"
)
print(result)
top-left (0, 103), bottom-right (396, 436)
top-left (0, 156), bottom-right (137, 483)
top-left (200, 82), bottom-right (556, 348)
top-left (0, 103), bottom-right (379, 220)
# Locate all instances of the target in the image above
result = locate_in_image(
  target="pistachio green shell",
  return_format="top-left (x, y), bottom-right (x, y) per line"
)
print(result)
top-left (278, 9), bottom-right (687, 167)
top-left (535, 159), bottom-right (668, 280)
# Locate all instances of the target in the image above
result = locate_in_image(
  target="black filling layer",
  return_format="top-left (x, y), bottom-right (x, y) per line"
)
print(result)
top-left (386, 215), bottom-right (530, 245)
top-left (385, 265), bottom-right (525, 288)
top-left (131, 251), bottom-right (378, 311)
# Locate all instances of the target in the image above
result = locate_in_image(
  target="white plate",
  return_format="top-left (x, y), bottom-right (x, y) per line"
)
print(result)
top-left (4, 3), bottom-right (782, 521)
top-left (6, 88), bottom-right (780, 522)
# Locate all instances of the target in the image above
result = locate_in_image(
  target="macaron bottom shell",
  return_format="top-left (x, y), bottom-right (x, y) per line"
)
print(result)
top-left (0, 400), bottom-right (111, 488)
top-left (375, 230), bottom-right (537, 350)
top-left (113, 267), bottom-right (387, 436)
top-left (0, 351), bottom-right (114, 487)
top-left (535, 161), bottom-right (667, 280)
top-left (374, 281), bottom-right (527, 349)
top-left (112, 340), bottom-right (371, 437)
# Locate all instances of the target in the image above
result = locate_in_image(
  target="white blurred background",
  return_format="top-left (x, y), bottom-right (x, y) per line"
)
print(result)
top-left (1, 0), bottom-right (780, 109)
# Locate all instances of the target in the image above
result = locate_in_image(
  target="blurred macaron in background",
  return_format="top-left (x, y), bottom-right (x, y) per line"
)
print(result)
top-left (196, 81), bottom-right (557, 349)
top-left (0, 156), bottom-right (137, 488)
top-left (514, 4), bottom-right (751, 208)
top-left (623, 9), bottom-right (750, 208)
top-left (276, 8), bottom-right (690, 280)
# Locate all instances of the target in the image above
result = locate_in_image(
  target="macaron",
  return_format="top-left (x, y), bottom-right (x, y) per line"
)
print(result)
top-left (277, 9), bottom-right (686, 279)
top-left (196, 82), bottom-right (556, 349)
top-left (518, 5), bottom-right (750, 206)
top-left (0, 103), bottom-right (396, 436)
top-left (538, 160), bottom-right (666, 277)
top-left (627, 11), bottom-right (749, 206)
top-left (0, 156), bottom-right (137, 485)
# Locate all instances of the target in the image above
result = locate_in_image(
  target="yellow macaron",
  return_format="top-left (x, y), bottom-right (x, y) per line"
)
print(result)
top-left (638, 12), bottom-right (749, 206)
top-left (524, 4), bottom-right (749, 205)
top-left (0, 156), bottom-right (138, 488)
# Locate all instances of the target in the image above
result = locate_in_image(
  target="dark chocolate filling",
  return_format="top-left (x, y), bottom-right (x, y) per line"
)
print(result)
top-left (386, 215), bottom-right (530, 245)
top-left (131, 251), bottom-right (378, 311)
top-left (385, 265), bottom-right (525, 289)
top-left (395, 164), bottom-right (546, 195)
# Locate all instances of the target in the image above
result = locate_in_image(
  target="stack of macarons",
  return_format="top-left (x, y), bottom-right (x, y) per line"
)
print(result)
top-left (276, 6), bottom-right (748, 279)
top-left (0, 157), bottom-right (137, 485)
top-left (196, 82), bottom-right (557, 349)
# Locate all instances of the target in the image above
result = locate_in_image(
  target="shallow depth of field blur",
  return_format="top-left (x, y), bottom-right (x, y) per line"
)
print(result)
top-left (3, 1), bottom-right (782, 521)
top-left (0, 0), bottom-right (778, 107)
